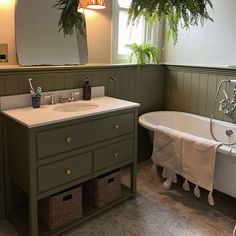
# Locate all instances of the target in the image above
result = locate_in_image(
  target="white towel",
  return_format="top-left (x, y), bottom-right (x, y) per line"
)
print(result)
top-left (152, 125), bottom-right (221, 205)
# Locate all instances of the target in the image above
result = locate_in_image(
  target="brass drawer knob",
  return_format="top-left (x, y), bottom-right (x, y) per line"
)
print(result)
top-left (65, 168), bottom-right (72, 176)
top-left (114, 124), bottom-right (120, 130)
top-left (114, 152), bottom-right (119, 159)
top-left (65, 136), bottom-right (72, 143)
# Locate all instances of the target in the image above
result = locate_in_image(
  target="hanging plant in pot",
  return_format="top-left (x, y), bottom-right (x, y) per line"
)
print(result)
top-left (128, 0), bottom-right (214, 44)
top-left (53, 0), bottom-right (86, 36)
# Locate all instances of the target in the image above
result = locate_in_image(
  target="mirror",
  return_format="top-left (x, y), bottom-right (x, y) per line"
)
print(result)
top-left (15, 0), bottom-right (88, 66)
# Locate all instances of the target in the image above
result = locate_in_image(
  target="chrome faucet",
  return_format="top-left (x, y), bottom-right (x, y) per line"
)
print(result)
top-left (219, 86), bottom-right (236, 116)
top-left (60, 92), bottom-right (80, 103)
top-left (59, 96), bottom-right (70, 103)
top-left (44, 95), bottom-right (55, 105)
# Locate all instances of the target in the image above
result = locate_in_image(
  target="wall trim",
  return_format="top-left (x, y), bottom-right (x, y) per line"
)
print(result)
top-left (165, 64), bottom-right (236, 76)
top-left (0, 64), bottom-right (163, 74)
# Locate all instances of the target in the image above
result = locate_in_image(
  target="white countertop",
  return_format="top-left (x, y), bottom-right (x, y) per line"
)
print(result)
top-left (1, 96), bottom-right (140, 128)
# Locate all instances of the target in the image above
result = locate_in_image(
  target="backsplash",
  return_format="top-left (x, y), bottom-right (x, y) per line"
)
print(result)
top-left (0, 86), bottom-right (104, 110)
top-left (164, 65), bottom-right (236, 123)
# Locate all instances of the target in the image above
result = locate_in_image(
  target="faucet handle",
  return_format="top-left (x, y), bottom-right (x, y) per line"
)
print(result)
top-left (44, 95), bottom-right (55, 105)
top-left (71, 92), bottom-right (80, 102)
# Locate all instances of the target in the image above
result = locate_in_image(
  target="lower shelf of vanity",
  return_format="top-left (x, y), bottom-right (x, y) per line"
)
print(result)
top-left (10, 185), bottom-right (133, 236)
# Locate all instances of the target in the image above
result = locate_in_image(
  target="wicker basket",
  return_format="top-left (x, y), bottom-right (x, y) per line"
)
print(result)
top-left (38, 186), bottom-right (82, 230)
top-left (83, 170), bottom-right (121, 208)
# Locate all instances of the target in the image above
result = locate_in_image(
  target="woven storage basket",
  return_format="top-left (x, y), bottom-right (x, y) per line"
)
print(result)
top-left (83, 170), bottom-right (121, 208)
top-left (38, 186), bottom-right (82, 230)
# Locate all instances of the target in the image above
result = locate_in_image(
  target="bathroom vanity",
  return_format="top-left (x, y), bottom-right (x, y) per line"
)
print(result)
top-left (2, 95), bottom-right (139, 236)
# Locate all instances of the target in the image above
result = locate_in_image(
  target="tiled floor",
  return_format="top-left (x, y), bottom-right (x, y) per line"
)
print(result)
top-left (0, 160), bottom-right (235, 236)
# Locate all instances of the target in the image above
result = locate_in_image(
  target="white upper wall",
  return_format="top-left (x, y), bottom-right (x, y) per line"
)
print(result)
top-left (163, 0), bottom-right (236, 67)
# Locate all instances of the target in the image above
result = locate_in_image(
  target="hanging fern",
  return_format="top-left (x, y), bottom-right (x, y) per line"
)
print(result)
top-left (126, 43), bottom-right (159, 64)
top-left (128, 0), bottom-right (214, 44)
top-left (53, 0), bottom-right (86, 36)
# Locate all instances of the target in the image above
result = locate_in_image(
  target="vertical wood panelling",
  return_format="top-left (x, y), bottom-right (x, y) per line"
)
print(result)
top-left (175, 72), bottom-right (184, 111)
top-left (165, 66), bottom-right (236, 123)
top-left (198, 74), bottom-right (208, 116)
top-left (182, 72), bottom-right (192, 112)
top-left (43, 75), bottom-right (54, 91)
top-left (190, 73), bottom-right (200, 114)
top-left (0, 116), bottom-right (5, 219)
top-left (128, 68), bottom-right (136, 102)
top-left (164, 70), bottom-right (176, 111)
top-left (5, 76), bottom-right (18, 95)
top-left (206, 74), bottom-right (217, 118)
top-left (215, 75), bottom-right (226, 121)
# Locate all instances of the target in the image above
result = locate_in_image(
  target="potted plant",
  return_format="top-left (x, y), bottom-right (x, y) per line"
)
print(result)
top-left (53, 0), bottom-right (86, 36)
top-left (128, 0), bottom-right (213, 44)
top-left (126, 42), bottom-right (159, 64)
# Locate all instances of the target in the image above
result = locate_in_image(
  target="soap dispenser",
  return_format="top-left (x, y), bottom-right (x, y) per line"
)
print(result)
top-left (83, 78), bottom-right (91, 100)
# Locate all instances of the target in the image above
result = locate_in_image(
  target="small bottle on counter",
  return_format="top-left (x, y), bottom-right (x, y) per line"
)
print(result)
top-left (83, 78), bottom-right (91, 100)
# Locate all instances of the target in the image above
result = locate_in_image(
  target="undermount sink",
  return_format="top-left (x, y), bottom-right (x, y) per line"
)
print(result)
top-left (53, 102), bottom-right (99, 112)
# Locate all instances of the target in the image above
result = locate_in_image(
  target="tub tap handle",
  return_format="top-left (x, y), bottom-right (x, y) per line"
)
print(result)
top-left (223, 89), bottom-right (229, 100)
top-left (219, 101), bottom-right (222, 111)
top-left (233, 86), bottom-right (236, 99)
top-left (226, 129), bottom-right (233, 137)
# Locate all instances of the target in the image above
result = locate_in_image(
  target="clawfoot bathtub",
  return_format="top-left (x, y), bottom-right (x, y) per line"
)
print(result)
top-left (139, 111), bottom-right (236, 198)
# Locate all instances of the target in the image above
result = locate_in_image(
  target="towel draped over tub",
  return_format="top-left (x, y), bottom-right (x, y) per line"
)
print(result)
top-left (151, 125), bottom-right (221, 205)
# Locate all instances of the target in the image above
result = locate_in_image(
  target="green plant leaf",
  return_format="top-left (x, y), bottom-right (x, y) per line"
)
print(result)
top-left (125, 42), bottom-right (159, 65)
top-left (128, 0), bottom-right (213, 45)
top-left (53, 0), bottom-right (86, 36)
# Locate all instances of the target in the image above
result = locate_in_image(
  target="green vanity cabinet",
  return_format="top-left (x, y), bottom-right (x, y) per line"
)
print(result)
top-left (3, 107), bottom-right (138, 236)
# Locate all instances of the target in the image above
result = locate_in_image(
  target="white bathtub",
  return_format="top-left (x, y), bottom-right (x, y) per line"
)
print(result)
top-left (139, 111), bottom-right (236, 198)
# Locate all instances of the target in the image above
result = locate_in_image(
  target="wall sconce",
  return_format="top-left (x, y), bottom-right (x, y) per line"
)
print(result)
top-left (78, 0), bottom-right (106, 11)
top-left (87, 0), bottom-right (105, 9)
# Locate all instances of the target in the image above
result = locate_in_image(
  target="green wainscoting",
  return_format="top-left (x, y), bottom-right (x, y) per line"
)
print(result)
top-left (2, 63), bottom-right (236, 221)
top-left (3, 63), bottom-right (236, 221)
top-left (0, 65), bottom-right (164, 113)
top-left (0, 64), bottom-right (164, 219)
top-left (164, 65), bottom-right (236, 123)
top-left (0, 117), bottom-right (4, 219)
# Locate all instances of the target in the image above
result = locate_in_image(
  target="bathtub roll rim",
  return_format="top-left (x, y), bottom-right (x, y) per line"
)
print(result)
top-left (138, 110), bottom-right (236, 158)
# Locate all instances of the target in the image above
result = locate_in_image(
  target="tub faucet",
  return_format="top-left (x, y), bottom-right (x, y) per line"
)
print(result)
top-left (219, 86), bottom-right (236, 116)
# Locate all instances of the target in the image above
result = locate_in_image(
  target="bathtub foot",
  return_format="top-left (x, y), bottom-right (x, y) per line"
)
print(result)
top-left (163, 178), bottom-right (172, 190)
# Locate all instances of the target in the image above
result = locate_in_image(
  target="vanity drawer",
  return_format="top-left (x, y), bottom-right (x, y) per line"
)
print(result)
top-left (94, 139), bottom-right (134, 171)
top-left (38, 152), bottom-right (92, 192)
top-left (37, 112), bottom-right (134, 159)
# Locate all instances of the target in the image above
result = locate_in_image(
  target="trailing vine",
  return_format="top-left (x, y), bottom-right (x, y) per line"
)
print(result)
top-left (53, 0), bottom-right (86, 36)
top-left (128, 0), bottom-right (214, 44)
